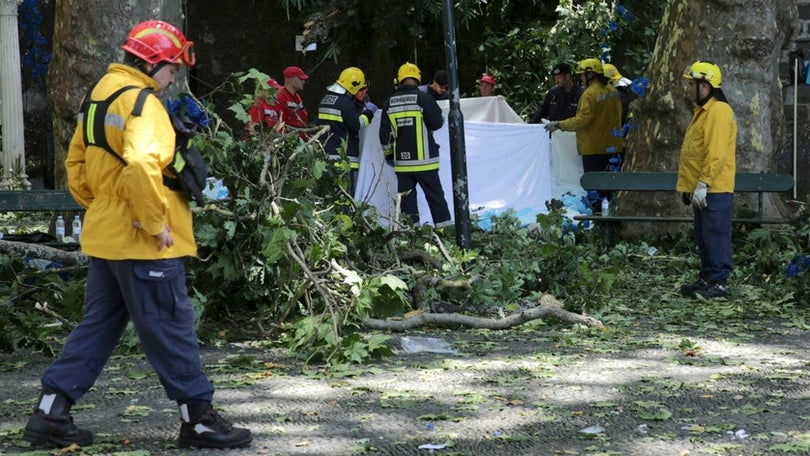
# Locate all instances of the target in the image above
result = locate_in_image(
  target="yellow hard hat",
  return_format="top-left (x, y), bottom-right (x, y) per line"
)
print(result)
top-left (602, 63), bottom-right (622, 85)
top-left (575, 58), bottom-right (603, 75)
top-left (683, 60), bottom-right (722, 88)
top-left (397, 62), bottom-right (421, 84)
top-left (337, 67), bottom-right (367, 95)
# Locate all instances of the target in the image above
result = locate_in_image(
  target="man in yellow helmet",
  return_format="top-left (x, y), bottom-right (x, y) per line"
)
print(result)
top-left (602, 63), bottom-right (635, 129)
top-left (545, 58), bottom-right (623, 210)
top-left (677, 60), bottom-right (737, 299)
top-left (316, 67), bottom-right (377, 195)
top-left (22, 20), bottom-right (252, 449)
top-left (379, 62), bottom-right (452, 227)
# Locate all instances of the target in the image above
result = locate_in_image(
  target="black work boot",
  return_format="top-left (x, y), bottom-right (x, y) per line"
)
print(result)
top-left (694, 281), bottom-right (728, 299)
top-left (23, 390), bottom-right (93, 447)
top-left (680, 278), bottom-right (709, 297)
top-left (177, 401), bottom-right (252, 449)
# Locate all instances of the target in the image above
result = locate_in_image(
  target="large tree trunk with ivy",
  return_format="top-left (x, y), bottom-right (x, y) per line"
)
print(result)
top-left (48, 1), bottom-right (184, 189)
top-left (620, 0), bottom-right (797, 236)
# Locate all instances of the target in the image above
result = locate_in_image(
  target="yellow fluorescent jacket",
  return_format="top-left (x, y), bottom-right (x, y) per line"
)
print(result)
top-left (676, 97), bottom-right (737, 193)
top-left (66, 64), bottom-right (196, 259)
top-left (558, 80), bottom-right (623, 156)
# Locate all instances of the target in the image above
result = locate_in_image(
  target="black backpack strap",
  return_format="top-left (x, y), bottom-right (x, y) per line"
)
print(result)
top-left (132, 87), bottom-right (154, 116)
top-left (80, 83), bottom-right (153, 166)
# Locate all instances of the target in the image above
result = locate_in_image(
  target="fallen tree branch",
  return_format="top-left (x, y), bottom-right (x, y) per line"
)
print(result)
top-left (364, 294), bottom-right (604, 331)
top-left (0, 240), bottom-right (88, 266)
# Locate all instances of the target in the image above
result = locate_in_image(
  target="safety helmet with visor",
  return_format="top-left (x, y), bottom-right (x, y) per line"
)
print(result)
top-left (337, 67), bottom-right (368, 95)
top-left (682, 60), bottom-right (721, 88)
top-left (122, 20), bottom-right (195, 67)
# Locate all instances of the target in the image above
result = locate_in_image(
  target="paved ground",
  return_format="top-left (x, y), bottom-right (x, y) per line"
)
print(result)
top-left (2, 318), bottom-right (810, 456)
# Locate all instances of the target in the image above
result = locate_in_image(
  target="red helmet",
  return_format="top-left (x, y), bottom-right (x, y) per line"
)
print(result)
top-left (121, 20), bottom-right (195, 66)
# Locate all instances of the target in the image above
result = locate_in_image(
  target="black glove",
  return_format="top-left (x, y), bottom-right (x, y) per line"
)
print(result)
top-left (362, 109), bottom-right (374, 121)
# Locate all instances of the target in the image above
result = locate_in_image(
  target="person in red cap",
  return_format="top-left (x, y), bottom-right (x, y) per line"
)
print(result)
top-left (477, 73), bottom-right (496, 97)
top-left (247, 65), bottom-right (309, 135)
top-left (245, 77), bottom-right (283, 134)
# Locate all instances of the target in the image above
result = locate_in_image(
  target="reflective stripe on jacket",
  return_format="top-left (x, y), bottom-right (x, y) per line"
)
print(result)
top-left (66, 63), bottom-right (196, 260)
top-left (378, 85), bottom-right (444, 173)
top-left (316, 90), bottom-right (369, 168)
top-left (559, 80), bottom-right (623, 156)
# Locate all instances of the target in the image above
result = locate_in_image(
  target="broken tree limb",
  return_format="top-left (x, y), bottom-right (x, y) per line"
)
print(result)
top-left (0, 240), bottom-right (88, 266)
top-left (364, 293), bottom-right (604, 331)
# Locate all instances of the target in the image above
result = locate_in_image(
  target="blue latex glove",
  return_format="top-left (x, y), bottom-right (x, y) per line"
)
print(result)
top-left (365, 101), bottom-right (378, 113)
top-left (544, 121), bottom-right (560, 132)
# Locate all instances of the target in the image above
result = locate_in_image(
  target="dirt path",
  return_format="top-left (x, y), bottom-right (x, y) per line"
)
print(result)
top-left (2, 318), bottom-right (810, 455)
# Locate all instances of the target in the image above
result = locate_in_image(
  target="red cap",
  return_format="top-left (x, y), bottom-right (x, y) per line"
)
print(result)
top-left (267, 78), bottom-right (283, 89)
top-left (477, 73), bottom-right (496, 85)
top-left (283, 66), bottom-right (309, 80)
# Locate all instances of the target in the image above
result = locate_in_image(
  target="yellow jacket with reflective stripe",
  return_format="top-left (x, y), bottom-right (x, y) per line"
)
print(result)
top-left (558, 80), bottom-right (623, 156)
top-left (379, 85), bottom-right (444, 173)
top-left (676, 97), bottom-right (737, 193)
top-left (66, 63), bottom-right (196, 259)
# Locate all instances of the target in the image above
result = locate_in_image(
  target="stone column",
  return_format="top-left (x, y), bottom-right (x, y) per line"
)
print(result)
top-left (0, 0), bottom-right (28, 189)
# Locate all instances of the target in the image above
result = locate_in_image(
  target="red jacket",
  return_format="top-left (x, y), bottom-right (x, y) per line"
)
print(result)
top-left (249, 87), bottom-right (308, 129)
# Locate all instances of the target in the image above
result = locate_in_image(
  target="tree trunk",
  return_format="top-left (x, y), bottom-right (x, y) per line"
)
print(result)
top-left (48, 1), bottom-right (184, 189)
top-left (621, 0), bottom-right (798, 236)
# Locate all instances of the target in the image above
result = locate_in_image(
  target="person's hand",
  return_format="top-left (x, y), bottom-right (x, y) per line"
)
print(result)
top-left (544, 121), bottom-right (560, 133)
top-left (362, 108), bottom-right (374, 121)
top-left (133, 221), bottom-right (174, 251)
top-left (691, 181), bottom-right (708, 209)
top-left (365, 101), bottom-right (378, 113)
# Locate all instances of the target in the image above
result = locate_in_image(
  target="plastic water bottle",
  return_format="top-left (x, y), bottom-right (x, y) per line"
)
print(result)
top-left (72, 215), bottom-right (82, 240)
top-left (55, 215), bottom-right (66, 242)
top-left (601, 197), bottom-right (609, 216)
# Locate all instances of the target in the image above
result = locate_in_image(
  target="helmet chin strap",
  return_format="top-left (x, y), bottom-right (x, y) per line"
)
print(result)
top-left (147, 61), bottom-right (167, 78)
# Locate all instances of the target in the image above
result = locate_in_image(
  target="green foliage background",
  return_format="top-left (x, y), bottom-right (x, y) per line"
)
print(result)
top-left (3, 1), bottom-right (809, 371)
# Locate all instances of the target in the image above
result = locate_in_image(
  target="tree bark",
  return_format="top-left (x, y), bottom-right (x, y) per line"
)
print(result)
top-left (0, 239), bottom-right (87, 265)
top-left (364, 294), bottom-right (604, 331)
top-left (48, 1), bottom-right (184, 189)
top-left (621, 0), bottom-right (798, 236)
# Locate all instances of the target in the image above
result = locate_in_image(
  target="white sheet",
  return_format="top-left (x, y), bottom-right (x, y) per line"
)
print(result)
top-left (355, 97), bottom-right (583, 227)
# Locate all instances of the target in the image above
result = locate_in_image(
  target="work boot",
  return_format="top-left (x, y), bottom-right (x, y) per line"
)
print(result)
top-left (177, 401), bottom-right (252, 449)
top-left (693, 281), bottom-right (728, 299)
top-left (680, 278), bottom-right (709, 297)
top-left (22, 390), bottom-right (93, 447)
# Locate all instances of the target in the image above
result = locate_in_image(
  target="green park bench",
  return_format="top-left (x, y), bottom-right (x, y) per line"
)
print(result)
top-left (1, 190), bottom-right (84, 248)
top-left (572, 172), bottom-right (795, 249)
top-left (0, 190), bottom-right (84, 213)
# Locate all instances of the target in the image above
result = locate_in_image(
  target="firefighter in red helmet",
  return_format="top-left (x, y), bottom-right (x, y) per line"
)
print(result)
top-left (22, 20), bottom-right (252, 450)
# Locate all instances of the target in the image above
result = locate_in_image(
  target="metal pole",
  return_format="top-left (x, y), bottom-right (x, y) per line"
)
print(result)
top-left (441, 0), bottom-right (471, 249)
top-left (794, 56), bottom-right (798, 199)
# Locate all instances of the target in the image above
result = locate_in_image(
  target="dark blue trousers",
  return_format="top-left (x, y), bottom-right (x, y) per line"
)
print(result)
top-left (397, 170), bottom-right (451, 226)
top-left (693, 193), bottom-right (734, 284)
top-left (41, 258), bottom-right (213, 403)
